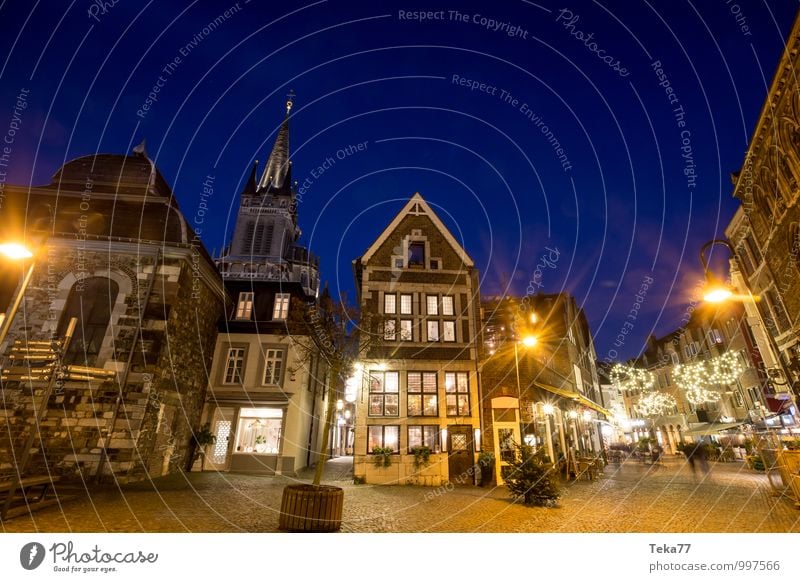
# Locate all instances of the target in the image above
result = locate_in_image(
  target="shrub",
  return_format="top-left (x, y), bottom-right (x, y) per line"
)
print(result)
top-left (503, 445), bottom-right (560, 507)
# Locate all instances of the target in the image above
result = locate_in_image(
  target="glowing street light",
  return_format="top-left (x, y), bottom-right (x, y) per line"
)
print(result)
top-left (0, 243), bottom-right (34, 260)
top-left (521, 335), bottom-right (538, 348)
top-left (0, 240), bottom-right (38, 347)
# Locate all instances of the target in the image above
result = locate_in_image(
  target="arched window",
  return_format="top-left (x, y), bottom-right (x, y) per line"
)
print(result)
top-left (58, 277), bottom-right (119, 365)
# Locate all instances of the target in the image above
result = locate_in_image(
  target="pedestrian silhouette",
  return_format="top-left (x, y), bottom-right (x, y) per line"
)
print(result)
top-left (685, 440), bottom-right (710, 477)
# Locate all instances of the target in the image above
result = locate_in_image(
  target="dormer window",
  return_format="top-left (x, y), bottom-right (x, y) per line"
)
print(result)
top-left (408, 242), bottom-right (425, 267)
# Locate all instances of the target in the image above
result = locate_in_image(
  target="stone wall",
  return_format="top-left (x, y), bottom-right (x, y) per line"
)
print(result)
top-left (0, 241), bottom-right (222, 482)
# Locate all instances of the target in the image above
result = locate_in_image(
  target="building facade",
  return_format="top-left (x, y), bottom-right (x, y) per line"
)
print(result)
top-left (724, 10), bottom-right (800, 423)
top-left (621, 303), bottom-right (768, 452)
top-left (352, 194), bottom-right (482, 485)
top-left (0, 147), bottom-right (224, 482)
top-left (202, 99), bottom-right (328, 476)
top-left (480, 294), bottom-right (607, 482)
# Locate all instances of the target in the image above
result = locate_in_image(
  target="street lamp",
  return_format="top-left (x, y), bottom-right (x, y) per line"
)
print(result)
top-left (541, 403), bottom-right (556, 465)
top-left (0, 241), bottom-right (37, 347)
top-left (514, 334), bottom-right (539, 437)
top-left (699, 238), bottom-right (798, 414)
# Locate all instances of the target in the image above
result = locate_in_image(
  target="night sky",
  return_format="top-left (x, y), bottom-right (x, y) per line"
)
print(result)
top-left (0, 0), bottom-right (797, 360)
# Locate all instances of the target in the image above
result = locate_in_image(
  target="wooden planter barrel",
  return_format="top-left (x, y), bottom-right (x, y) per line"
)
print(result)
top-left (279, 484), bottom-right (344, 532)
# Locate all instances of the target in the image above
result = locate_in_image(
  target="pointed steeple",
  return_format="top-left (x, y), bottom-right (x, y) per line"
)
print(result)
top-left (241, 159), bottom-right (258, 197)
top-left (258, 93), bottom-right (294, 194)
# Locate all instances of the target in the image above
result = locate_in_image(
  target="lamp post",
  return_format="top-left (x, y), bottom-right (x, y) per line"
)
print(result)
top-left (513, 334), bottom-right (538, 437)
top-left (0, 242), bottom-right (36, 348)
top-left (700, 238), bottom-right (798, 417)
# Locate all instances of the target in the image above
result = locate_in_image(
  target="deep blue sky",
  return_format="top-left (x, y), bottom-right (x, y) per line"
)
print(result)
top-left (1, 0), bottom-right (797, 360)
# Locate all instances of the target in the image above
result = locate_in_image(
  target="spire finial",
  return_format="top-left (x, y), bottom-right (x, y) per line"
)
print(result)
top-left (286, 89), bottom-right (295, 114)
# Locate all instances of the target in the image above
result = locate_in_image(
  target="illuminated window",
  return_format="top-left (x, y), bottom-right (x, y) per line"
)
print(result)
top-left (442, 296), bottom-right (454, 316)
top-left (445, 372), bottom-right (470, 416)
top-left (427, 321), bottom-right (440, 342)
top-left (384, 319), bottom-right (396, 341)
top-left (443, 321), bottom-right (456, 342)
top-left (263, 349), bottom-right (284, 385)
top-left (224, 348), bottom-right (245, 384)
top-left (273, 293), bottom-right (290, 320)
top-left (367, 425), bottom-right (399, 453)
top-left (235, 292), bottom-right (254, 320)
top-left (426, 295), bottom-right (438, 315)
top-left (407, 372), bottom-right (438, 416)
top-left (400, 294), bottom-right (413, 314)
top-left (235, 407), bottom-right (282, 454)
top-left (408, 426), bottom-right (439, 452)
top-left (368, 371), bottom-right (399, 416)
top-left (400, 320), bottom-right (413, 341)
top-left (384, 293), bottom-right (396, 314)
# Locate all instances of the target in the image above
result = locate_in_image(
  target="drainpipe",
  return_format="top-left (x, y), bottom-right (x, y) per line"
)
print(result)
top-left (94, 248), bottom-right (161, 482)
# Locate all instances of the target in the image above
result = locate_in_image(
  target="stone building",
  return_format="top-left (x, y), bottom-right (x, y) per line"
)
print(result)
top-left (0, 146), bottom-right (225, 482)
top-left (480, 294), bottom-right (607, 483)
top-left (351, 193), bottom-right (482, 485)
top-left (724, 9), bottom-right (800, 421)
top-left (201, 99), bottom-right (329, 476)
top-left (621, 302), bottom-right (768, 452)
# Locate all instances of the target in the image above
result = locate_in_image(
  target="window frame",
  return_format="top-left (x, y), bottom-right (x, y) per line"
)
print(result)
top-left (384, 319), bottom-right (397, 341)
top-left (445, 372), bottom-right (470, 416)
top-left (368, 370), bottom-right (400, 417)
top-left (442, 321), bottom-right (456, 342)
top-left (400, 294), bottom-right (413, 315)
top-left (384, 293), bottom-right (397, 314)
top-left (427, 320), bottom-right (440, 342)
top-left (367, 425), bottom-right (400, 453)
top-left (408, 425), bottom-right (440, 453)
top-left (400, 319), bottom-right (413, 341)
top-left (407, 372), bottom-right (439, 417)
top-left (273, 293), bottom-right (290, 321)
top-left (262, 347), bottom-right (285, 386)
top-left (441, 295), bottom-right (454, 316)
top-left (223, 346), bottom-right (246, 385)
top-left (426, 295), bottom-right (439, 315)
top-left (235, 291), bottom-right (254, 320)
top-left (408, 241), bottom-right (425, 267)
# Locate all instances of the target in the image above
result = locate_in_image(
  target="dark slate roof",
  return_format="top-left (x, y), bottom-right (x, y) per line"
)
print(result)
top-left (0, 152), bottom-right (199, 249)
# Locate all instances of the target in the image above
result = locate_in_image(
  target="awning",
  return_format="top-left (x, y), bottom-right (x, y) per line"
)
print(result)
top-left (683, 421), bottom-right (747, 436)
top-left (534, 382), bottom-right (612, 418)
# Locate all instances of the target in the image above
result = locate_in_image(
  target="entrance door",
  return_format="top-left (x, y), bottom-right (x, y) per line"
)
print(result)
top-left (447, 425), bottom-right (474, 484)
top-left (207, 407), bottom-right (234, 471)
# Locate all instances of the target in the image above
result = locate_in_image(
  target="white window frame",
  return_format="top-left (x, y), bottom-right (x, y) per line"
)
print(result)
top-left (443, 321), bottom-right (456, 342)
top-left (263, 348), bottom-right (284, 385)
top-left (400, 294), bottom-right (413, 315)
top-left (235, 292), bottom-right (254, 320)
top-left (223, 347), bottom-right (245, 384)
top-left (273, 293), bottom-right (290, 320)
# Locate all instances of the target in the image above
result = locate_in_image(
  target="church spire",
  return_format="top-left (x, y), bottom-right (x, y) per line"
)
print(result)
top-left (257, 92), bottom-right (295, 194)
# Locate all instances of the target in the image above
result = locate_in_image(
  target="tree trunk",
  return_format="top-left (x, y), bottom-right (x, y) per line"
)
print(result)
top-left (313, 365), bottom-right (340, 486)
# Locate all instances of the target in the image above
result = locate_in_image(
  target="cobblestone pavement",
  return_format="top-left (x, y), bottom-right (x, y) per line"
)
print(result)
top-left (2, 456), bottom-right (798, 533)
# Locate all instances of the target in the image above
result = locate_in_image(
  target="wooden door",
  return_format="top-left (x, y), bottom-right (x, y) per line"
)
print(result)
top-left (447, 425), bottom-right (474, 485)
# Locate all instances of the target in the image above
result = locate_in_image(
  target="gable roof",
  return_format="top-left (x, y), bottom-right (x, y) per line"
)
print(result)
top-left (360, 193), bottom-right (474, 267)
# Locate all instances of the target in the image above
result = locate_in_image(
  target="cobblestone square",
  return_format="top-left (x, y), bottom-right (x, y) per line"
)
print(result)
top-left (2, 457), bottom-right (798, 533)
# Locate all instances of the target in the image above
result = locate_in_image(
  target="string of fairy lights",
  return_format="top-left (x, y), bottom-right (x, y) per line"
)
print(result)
top-left (611, 350), bottom-right (745, 418)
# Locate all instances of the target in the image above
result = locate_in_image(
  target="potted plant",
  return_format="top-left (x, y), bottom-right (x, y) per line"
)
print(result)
top-left (255, 435), bottom-right (267, 453)
top-left (478, 451), bottom-right (495, 487)
top-left (372, 447), bottom-right (394, 468)
top-left (411, 446), bottom-right (432, 470)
